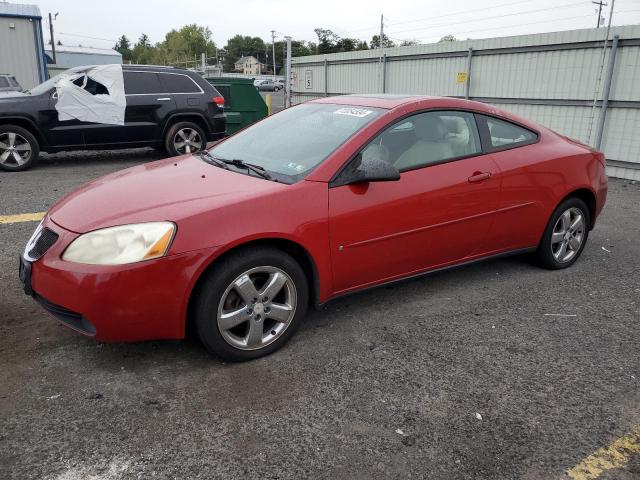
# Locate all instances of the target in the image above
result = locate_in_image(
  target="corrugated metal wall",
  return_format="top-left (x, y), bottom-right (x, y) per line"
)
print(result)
top-left (0, 16), bottom-right (40, 89)
top-left (291, 25), bottom-right (640, 180)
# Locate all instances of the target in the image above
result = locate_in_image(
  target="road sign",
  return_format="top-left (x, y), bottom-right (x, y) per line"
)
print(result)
top-left (305, 70), bottom-right (313, 89)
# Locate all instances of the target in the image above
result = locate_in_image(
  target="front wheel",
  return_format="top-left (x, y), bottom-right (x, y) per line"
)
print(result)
top-left (0, 125), bottom-right (40, 172)
top-left (164, 121), bottom-right (206, 157)
top-left (536, 197), bottom-right (590, 269)
top-left (194, 247), bottom-right (309, 361)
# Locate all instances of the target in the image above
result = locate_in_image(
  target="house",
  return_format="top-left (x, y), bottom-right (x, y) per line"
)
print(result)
top-left (233, 55), bottom-right (267, 75)
top-left (45, 45), bottom-right (122, 77)
top-left (0, 2), bottom-right (48, 89)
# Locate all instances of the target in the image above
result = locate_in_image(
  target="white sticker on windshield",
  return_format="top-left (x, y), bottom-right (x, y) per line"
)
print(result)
top-left (334, 107), bottom-right (373, 118)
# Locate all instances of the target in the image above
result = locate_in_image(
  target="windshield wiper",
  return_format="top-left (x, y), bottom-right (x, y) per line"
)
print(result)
top-left (194, 151), bottom-right (230, 170)
top-left (196, 152), bottom-right (274, 181)
top-left (217, 157), bottom-right (273, 180)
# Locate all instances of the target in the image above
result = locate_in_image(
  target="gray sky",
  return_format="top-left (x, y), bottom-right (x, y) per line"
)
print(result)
top-left (21, 0), bottom-right (640, 50)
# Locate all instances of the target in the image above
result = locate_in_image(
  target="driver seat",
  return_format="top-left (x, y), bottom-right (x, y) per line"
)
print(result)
top-left (394, 115), bottom-right (453, 170)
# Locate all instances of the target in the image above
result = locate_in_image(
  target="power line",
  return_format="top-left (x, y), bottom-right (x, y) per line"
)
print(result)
top-left (411, 7), bottom-right (640, 44)
top-left (386, 0), bottom-right (532, 27)
top-left (58, 32), bottom-right (118, 43)
top-left (386, 0), bottom-right (588, 36)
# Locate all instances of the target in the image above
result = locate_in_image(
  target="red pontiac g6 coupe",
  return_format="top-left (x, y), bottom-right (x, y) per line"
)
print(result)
top-left (19, 95), bottom-right (608, 361)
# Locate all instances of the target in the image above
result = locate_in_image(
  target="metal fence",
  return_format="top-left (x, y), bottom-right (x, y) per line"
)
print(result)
top-left (290, 25), bottom-right (640, 180)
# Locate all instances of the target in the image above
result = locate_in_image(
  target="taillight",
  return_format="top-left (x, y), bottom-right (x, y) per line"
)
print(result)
top-left (213, 96), bottom-right (225, 107)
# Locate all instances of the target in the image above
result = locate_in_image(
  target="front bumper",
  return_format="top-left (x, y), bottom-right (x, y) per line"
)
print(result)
top-left (22, 218), bottom-right (219, 342)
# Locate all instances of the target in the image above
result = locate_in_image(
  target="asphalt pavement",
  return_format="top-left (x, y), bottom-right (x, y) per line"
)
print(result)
top-left (1, 151), bottom-right (639, 479)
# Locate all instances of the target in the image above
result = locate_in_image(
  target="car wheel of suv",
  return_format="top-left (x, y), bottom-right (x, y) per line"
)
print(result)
top-left (194, 247), bottom-right (309, 362)
top-left (0, 125), bottom-right (39, 172)
top-left (537, 197), bottom-right (590, 270)
top-left (165, 121), bottom-right (206, 157)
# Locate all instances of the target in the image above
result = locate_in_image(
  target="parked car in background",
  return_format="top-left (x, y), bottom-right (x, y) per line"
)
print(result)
top-left (0, 74), bottom-right (22, 93)
top-left (274, 79), bottom-right (285, 89)
top-left (0, 65), bottom-right (226, 171)
top-left (20, 95), bottom-right (607, 361)
top-left (255, 79), bottom-right (282, 92)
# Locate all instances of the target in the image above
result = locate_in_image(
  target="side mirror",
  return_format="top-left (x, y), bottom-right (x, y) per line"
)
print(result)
top-left (333, 153), bottom-right (400, 187)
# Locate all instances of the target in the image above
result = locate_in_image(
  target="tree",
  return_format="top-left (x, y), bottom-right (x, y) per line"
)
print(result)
top-left (223, 35), bottom-right (267, 71)
top-left (399, 39), bottom-right (419, 46)
top-left (370, 34), bottom-right (395, 49)
top-left (438, 35), bottom-right (457, 42)
top-left (137, 33), bottom-right (151, 48)
top-left (114, 35), bottom-right (132, 61)
top-left (314, 28), bottom-right (341, 54)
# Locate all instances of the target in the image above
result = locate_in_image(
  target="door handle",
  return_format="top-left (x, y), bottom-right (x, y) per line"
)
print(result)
top-left (156, 97), bottom-right (171, 101)
top-left (468, 171), bottom-right (492, 183)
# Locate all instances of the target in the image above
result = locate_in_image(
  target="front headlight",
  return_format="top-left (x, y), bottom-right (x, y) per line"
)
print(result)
top-left (62, 222), bottom-right (175, 265)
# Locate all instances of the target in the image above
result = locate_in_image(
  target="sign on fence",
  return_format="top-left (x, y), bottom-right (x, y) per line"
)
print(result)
top-left (456, 72), bottom-right (468, 84)
top-left (305, 70), bottom-right (313, 89)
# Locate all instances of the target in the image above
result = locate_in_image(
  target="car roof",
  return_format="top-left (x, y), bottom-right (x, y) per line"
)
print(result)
top-left (309, 94), bottom-right (500, 112)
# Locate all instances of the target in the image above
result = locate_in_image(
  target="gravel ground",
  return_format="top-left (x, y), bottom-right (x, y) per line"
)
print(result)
top-left (1, 152), bottom-right (639, 479)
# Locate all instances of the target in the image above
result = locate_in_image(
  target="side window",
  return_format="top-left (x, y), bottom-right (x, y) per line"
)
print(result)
top-left (482, 116), bottom-right (537, 149)
top-left (159, 73), bottom-right (201, 94)
top-left (9, 77), bottom-right (20, 87)
top-left (358, 110), bottom-right (482, 172)
top-left (0, 77), bottom-right (9, 88)
top-left (72, 75), bottom-right (109, 95)
top-left (123, 72), bottom-right (163, 94)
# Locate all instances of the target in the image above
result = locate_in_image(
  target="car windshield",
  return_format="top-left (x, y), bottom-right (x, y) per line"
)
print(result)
top-left (208, 103), bottom-right (383, 183)
top-left (26, 67), bottom-right (87, 95)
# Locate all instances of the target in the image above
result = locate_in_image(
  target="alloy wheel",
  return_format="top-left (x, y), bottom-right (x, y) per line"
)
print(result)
top-left (217, 266), bottom-right (297, 351)
top-left (551, 207), bottom-right (585, 263)
top-left (173, 128), bottom-right (203, 154)
top-left (0, 132), bottom-right (32, 168)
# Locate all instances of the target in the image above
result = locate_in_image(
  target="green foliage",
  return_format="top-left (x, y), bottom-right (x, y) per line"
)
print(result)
top-left (438, 35), bottom-right (457, 42)
top-left (370, 34), bottom-right (395, 49)
top-left (114, 35), bottom-right (132, 62)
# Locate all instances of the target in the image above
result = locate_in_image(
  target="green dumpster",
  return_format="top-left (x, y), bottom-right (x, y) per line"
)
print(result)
top-left (206, 77), bottom-right (268, 136)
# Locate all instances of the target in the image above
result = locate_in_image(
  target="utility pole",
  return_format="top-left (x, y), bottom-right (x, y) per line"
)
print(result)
top-left (48, 12), bottom-right (58, 64)
top-left (592, 1), bottom-right (607, 28)
top-left (284, 36), bottom-right (292, 108)
top-left (379, 14), bottom-right (384, 93)
top-left (271, 30), bottom-right (277, 78)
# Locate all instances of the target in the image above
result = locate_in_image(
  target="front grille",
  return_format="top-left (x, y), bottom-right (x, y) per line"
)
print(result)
top-left (27, 228), bottom-right (58, 261)
top-left (34, 293), bottom-right (96, 336)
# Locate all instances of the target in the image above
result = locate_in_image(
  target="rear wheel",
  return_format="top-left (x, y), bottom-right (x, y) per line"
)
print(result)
top-left (164, 121), bottom-right (206, 157)
top-left (194, 247), bottom-right (309, 362)
top-left (537, 197), bottom-right (590, 269)
top-left (0, 125), bottom-right (39, 172)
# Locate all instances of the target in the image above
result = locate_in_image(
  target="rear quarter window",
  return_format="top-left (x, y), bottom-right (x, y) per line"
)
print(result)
top-left (123, 71), bottom-right (163, 94)
top-left (0, 77), bottom-right (9, 88)
top-left (481, 115), bottom-right (538, 149)
top-left (159, 73), bottom-right (202, 94)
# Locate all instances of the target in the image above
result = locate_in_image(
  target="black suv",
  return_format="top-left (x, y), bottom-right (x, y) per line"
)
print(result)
top-left (0, 65), bottom-right (226, 171)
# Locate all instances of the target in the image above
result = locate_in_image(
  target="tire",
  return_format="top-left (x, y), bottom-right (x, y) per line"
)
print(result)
top-left (536, 197), bottom-right (591, 270)
top-left (194, 246), bottom-right (309, 362)
top-left (0, 124), bottom-right (39, 172)
top-left (164, 121), bottom-right (207, 157)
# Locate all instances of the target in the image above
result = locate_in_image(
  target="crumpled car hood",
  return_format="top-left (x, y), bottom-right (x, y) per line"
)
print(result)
top-left (49, 154), bottom-right (284, 233)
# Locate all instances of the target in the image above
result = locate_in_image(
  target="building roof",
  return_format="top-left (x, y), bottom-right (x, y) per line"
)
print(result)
top-left (235, 56), bottom-right (259, 65)
top-left (44, 45), bottom-right (122, 57)
top-left (0, 2), bottom-right (42, 19)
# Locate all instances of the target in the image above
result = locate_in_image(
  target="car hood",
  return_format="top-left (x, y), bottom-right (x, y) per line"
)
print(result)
top-left (49, 154), bottom-right (285, 233)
